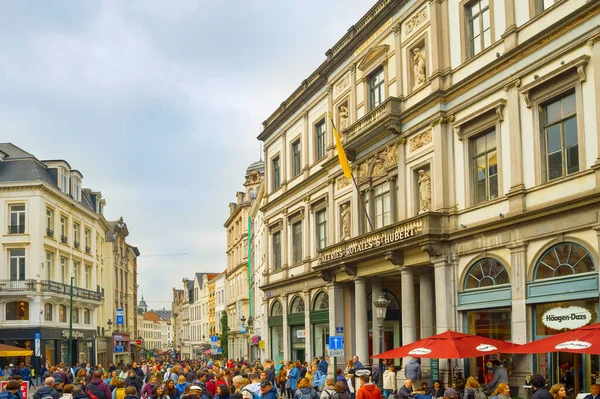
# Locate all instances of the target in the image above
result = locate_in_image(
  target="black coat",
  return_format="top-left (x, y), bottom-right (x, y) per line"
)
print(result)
top-left (532, 388), bottom-right (553, 399)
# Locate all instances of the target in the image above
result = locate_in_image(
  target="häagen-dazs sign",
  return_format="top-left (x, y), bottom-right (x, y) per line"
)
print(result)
top-left (542, 306), bottom-right (592, 330)
top-left (318, 219), bottom-right (423, 264)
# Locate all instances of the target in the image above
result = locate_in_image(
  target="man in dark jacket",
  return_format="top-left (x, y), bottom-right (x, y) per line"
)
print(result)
top-left (259, 381), bottom-right (278, 399)
top-left (34, 377), bottom-right (60, 399)
top-left (397, 380), bottom-right (413, 399)
top-left (72, 386), bottom-right (91, 399)
top-left (317, 357), bottom-right (328, 376)
top-left (88, 370), bottom-right (113, 399)
top-left (0, 380), bottom-right (22, 399)
top-left (125, 370), bottom-right (143, 393)
top-left (132, 363), bottom-right (145, 380)
top-left (264, 361), bottom-right (275, 385)
top-left (531, 375), bottom-right (553, 399)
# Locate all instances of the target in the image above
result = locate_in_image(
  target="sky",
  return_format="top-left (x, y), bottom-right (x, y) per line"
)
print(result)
top-left (0, 0), bottom-right (372, 308)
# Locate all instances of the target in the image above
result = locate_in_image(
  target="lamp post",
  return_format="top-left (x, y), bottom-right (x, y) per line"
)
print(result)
top-left (373, 291), bottom-right (391, 390)
top-left (240, 316), bottom-right (247, 360)
top-left (68, 273), bottom-right (74, 364)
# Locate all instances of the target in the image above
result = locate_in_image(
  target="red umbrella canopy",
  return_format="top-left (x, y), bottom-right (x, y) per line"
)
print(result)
top-left (503, 322), bottom-right (600, 354)
top-left (373, 330), bottom-right (519, 359)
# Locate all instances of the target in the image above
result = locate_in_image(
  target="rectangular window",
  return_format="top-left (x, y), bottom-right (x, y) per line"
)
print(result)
top-left (60, 216), bottom-right (68, 244)
top-left (73, 179), bottom-right (80, 201)
top-left (61, 169), bottom-right (69, 194)
top-left (84, 309), bottom-right (91, 324)
top-left (369, 68), bottom-right (385, 111)
top-left (373, 182), bottom-right (392, 229)
top-left (84, 229), bottom-right (91, 253)
top-left (315, 209), bottom-right (327, 250)
top-left (315, 120), bottom-right (326, 161)
top-left (73, 223), bottom-right (80, 248)
top-left (272, 157), bottom-right (281, 191)
top-left (9, 204), bottom-right (25, 234)
top-left (292, 140), bottom-right (301, 177)
top-left (535, 0), bottom-right (556, 14)
top-left (9, 249), bottom-right (26, 281)
top-left (272, 231), bottom-right (281, 271)
top-left (44, 303), bottom-right (53, 322)
top-left (362, 191), bottom-right (371, 233)
top-left (46, 252), bottom-right (53, 281)
top-left (59, 305), bottom-right (67, 323)
top-left (292, 221), bottom-right (302, 264)
top-left (542, 92), bottom-right (578, 181)
top-left (60, 257), bottom-right (67, 283)
top-left (471, 129), bottom-right (498, 204)
top-left (72, 308), bottom-right (79, 324)
top-left (46, 207), bottom-right (54, 236)
top-left (84, 265), bottom-right (91, 289)
top-left (466, 0), bottom-right (491, 58)
top-left (73, 261), bottom-right (80, 286)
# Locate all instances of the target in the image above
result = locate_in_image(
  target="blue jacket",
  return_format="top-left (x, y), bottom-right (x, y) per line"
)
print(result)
top-left (261, 387), bottom-right (278, 399)
top-left (289, 367), bottom-right (300, 391)
top-left (404, 359), bottom-right (421, 381)
top-left (19, 368), bottom-right (31, 381)
top-left (313, 370), bottom-right (326, 390)
top-left (318, 360), bottom-right (328, 375)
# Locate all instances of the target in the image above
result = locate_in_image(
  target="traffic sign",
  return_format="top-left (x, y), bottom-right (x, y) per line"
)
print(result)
top-left (211, 335), bottom-right (219, 343)
top-left (35, 332), bottom-right (41, 357)
top-left (116, 309), bottom-right (124, 325)
top-left (135, 339), bottom-right (143, 345)
top-left (328, 335), bottom-right (343, 350)
top-left (328, 349), bottom-right (344, 357)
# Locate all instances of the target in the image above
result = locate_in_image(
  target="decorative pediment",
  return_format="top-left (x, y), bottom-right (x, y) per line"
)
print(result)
top-left (357, 45), bottom-right (389, 72)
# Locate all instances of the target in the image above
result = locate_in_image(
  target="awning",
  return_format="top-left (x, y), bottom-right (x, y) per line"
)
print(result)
top-left (203, 348), bottom-right (211, 355)
top-left (0, 344), bottom-right (34, 357)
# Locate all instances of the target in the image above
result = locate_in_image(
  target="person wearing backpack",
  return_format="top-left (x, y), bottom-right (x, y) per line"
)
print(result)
top-left (464, 377), bottom-right (486, 399)
top-left (35, 376), bottom-right (61, 399)
top-left (112, 380), bottom-right (126, 399)
top-left (0, 380), bottom-right (22, 399)
top-left (88, 370), bottom-right (113, 399)
top-left (258, 381), bottom-right (277, 399)
top-left (320, 379), bottom-right (336, 399)
top-left (61, 384), bottom-right (74, 399)
top-left (72, 385), bottom-right (92, 399)
top-left (312, 366), bottom-right (326, 393)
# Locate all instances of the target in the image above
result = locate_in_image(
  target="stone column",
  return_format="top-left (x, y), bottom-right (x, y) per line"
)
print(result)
top-left (282, 296), bottom-right (290, 361)
top-left (349, 64), bottom-right (357, 124)
top-left (396, 140), bottom-right (407, 220)
top-left (432, 119), bottom-right (453, 212)
top-left (303, 112), bottom-right (309, 177)
top-left (401, 268), bottom-right (416, 368)
top-left (281, 131), bottom-right (288, 190)
top-left (419, 270), bottom-right (435, 379)
top-left (354, 278), bottom-right (369, 366)
top-left (505, 79), bottom-right (526, 214)
top-left (509, 241), bottom-right (531, 395)
top-left (393, 23), bottom-right (403, 98)
top-left (327, 85), bottom-right (335, 158)
top-left (304, 290), bottom-right (312, 361)
top-left (328, 282), bottom-right (345, 377)
top-left (371, 279), bottom-right (382, 356)
top-left (588, 34), bottom-right (600, 185)
top-left (503, 0), bottom-right (518, 51)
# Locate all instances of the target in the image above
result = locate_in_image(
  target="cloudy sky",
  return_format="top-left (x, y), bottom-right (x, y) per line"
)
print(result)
top-left (0, 0), bottom-right (371, 308)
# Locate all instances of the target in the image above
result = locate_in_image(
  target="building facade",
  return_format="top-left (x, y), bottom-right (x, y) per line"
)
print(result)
top-left (214, 273), bottom-right (226, 335)
top-left (224, 161), bottom-right (264, 360)
top-left (258, 0), bottom-right (600, 392)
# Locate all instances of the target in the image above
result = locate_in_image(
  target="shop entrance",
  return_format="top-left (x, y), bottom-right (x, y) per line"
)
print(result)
top-left (539, 352), bottom-right (599, 394)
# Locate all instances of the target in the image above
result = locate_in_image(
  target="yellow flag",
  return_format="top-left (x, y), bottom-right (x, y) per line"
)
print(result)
top-left (328, 112), bottom-right (352, 179)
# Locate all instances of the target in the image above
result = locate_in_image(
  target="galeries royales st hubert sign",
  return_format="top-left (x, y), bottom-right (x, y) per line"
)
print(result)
top-left (318, 219), bottom-right (423, 264)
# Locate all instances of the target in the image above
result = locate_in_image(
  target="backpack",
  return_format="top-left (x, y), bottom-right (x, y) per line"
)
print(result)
top-left (87, 383), bottom-right (106, 399)
top-left (475, 390), bottom-right (488, 399)
top-left (241, 388), bottom-right (260, 399)
top-left (52, 373), bottom-right (64, 385)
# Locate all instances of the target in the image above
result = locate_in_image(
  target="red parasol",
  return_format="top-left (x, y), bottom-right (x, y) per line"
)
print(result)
top-left (372, 330), bottom-right (519, 359)
top-left (503, 322), bottom-right (600, 354)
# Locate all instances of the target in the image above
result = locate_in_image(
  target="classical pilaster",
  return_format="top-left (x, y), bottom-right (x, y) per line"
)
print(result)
top-left (303, 201), bottom-right (310, 260)
top-left (504, 78), bottom-right (526, 214)
top-left (304, 290), bottom-right (312, 360)
top-left (503, 0), bottom-right (518, 51)
top-left (349, 64), bottom-right (357, 124)
top-left (282, 296), bottom-right (290, 361)
top-left (508, 241), bottom-right (531, 392)
top-left (327, 179), bottom-right (336, 243)
top-left (354, 278), bottom-right (369, 365)
top-left (327, 84), bottom-right (335, 158)
top-left (327, 282), bottom-right (345, 377)
top-left (396, 139), bottom-right (407, 220)
top-left (393, 23), bottom-right (403, 98)
top-left (432, 117), bottom-right (454, 212)
top-left (371, 279), bottom-right (382, 356)
top-left (587, 35), bottom-right (600, 185)
top-left (303, 112), bottom-right (309, 176)
top-left (281, 131), bottom-right (288, 190)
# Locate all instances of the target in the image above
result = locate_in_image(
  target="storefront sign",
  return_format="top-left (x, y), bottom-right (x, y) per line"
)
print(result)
top-left (318, 220), bottom-right (423, 264)
top-left (555, 341), bottom-right (592, 350)
top-left (542, 306), bottom-right (592, 330)
top-left (296, 330), bottom-right (306, 339)
top-left (1, 381), bottom-right (28, 398)
top-left (62, 330), bottom-right (85, 339)
top-left (430, 359), bottom-right (439, 385)
top-left (259, 340), bottom-right (265, 349)
top-left (476, 344), bottom-right (498, 352)
top-left (409, 347), bottom-right (431, 355)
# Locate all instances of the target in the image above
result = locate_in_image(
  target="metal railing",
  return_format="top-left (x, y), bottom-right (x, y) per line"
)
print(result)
top-left (46, 229), bottom-right (54, 238)
top-left (61, 235), bottom-right (68, 244)
top-left (8, 225), bottom-right (25, 234)
top-left (0, 279), bottom-right (36, 292)
top-left (41, 280), bottom-right (102, 301)
top-left (85, 247), bottom-right (91, 254)
top-left (74, 241), bottom-right (80, 249)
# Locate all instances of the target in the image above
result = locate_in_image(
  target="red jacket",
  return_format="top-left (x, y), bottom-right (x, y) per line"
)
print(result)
top-left (357, 383), bottom-right (382, 399)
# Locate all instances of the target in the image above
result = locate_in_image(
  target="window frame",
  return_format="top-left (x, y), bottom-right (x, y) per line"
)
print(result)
top-left (463, 257), bottom-right (510, 290)
top-left (291, 139), bottom-right (302, 178)
top-left (291, 220), bottom-right (303, 264)
top-left (315, 119), bottom-right (327, 161)
top-left (44, 303), bottom-right (53, 322)
top-left (9, 249), bottom-right (26, 281)
top-left (369, 67), bottom-right (385, 111)
top-left (272, 230), bottom-right (282, 271)
top-left (59, 304), bottom-right (67, 323)
top-left (46, 251), bottom-right (53, 281)
top-left (459, 0), bottom-right (495, 62)
top-left (8, 204), bottom-right (26, 234)
top-left (372, 181), bottom-right (392, 230)
top-left (46, 207), bottom-right (54, 236)
top-left (470, 128), bottom-right (499, 205)
top-left (315, 208), bottom-right (327, 251)
top-left (271, 155), bottom-right (281, 192)
top-left (73, 222), bottom-right (81, 248)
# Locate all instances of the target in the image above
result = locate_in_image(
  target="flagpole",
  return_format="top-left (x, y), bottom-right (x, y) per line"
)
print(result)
top-left (329, 114), bottom-right (375, 232)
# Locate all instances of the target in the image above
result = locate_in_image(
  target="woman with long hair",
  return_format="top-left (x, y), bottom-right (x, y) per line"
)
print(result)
top-left (163, 379), bottom-right (178, 399)
top-left (294, 378), bottom-right (318, 399)
top-left (154, 385), bottom-right (170, 399)
top-left (332, 381), bottom-right (350, 399)
top-left (491, 383), bottom-right (511, 399)
top-left (549, 384), bottom-right (567, 399)
top-left (74, 369), bottom-right (88, 386)
top-left (215, 384), bottom-right (231, 399)
top-left (463, 376), bottom-right (481, 399)
top-left (141, 375), bottom-right (160, 399)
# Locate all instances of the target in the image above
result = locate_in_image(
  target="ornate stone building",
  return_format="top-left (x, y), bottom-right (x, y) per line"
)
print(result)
top-left (258, 0), bottom-right (600, 392)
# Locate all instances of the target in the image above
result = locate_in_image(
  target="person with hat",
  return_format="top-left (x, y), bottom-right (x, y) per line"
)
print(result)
top-left (259, 381), bottom-right (277, 399)
top-left (444, 388), bottom-right (458, 399)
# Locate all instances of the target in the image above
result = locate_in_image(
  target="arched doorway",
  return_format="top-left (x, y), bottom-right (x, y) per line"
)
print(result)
top-left (311, 291), bottom-right (329, 357)
top-left (367, 290), bottom-right (401, 360)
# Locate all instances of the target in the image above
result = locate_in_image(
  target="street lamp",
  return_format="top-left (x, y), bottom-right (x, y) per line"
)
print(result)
top-left (68, 272), bottom-right (75, 365)
top-left (373, 291), bottom-right (391, 389)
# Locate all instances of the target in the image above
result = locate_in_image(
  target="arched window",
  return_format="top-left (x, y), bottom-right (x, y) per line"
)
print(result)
top-left (84, 309), bottom-right (91, 324)
top-left (270, 301), bottom-right (283, 317)
top-left (59, 305), bottom-right (67, 322)
top-left (44, 303), bottom-right (53, 322)
top-left (534, 242), bottom-right (595, 280)
top-left (312, 292), bottom-right (329, 311)
top-left (289, 297), bottom-right (305, 314)
top-left (6, 301), bottom-right (29, 320)
top-left (72, 307), bottom-right (80, 324)
top-left (464, 258), bottom-right (509, 289)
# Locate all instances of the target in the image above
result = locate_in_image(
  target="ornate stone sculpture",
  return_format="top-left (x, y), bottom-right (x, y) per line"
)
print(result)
top-left (413, 47), bottom-right (427, 90)
top-left (341, 203), bottom-right (351, 240)
top-left (339, 105), bottom-right (349, 131)
top-left (418, 169), bottom-right (431, 214)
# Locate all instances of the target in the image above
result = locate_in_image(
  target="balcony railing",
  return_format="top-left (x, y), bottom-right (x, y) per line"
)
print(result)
top-left (74, 241), bottom-right (80, 249)
top-left (46, 229), bottom-right (54, 238)
top-left (61, 235), bottom-right (68, 244)
top-left (8, 225), bottom-right (25, 234)
top-left (342, 96), bottom-right (402, 151)
top-left (41, 280), bottom-right (102, 302)
top-left (0, 279), bottom-right (36, 292)
top-left (85, 247), bottom-right (91, 254)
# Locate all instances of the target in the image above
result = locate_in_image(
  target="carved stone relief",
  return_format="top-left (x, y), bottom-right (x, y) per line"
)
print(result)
top-left (403, 7), bottom-right (428, 39)
top-left (412, 46), bottom-right (427, 90)
top-left (335, 74), bottom-right (350, 97)
top-left (338, 100), bottom-right (349, 131)
top-left (417, 168), bottom-right (431, 214)
top-left (356, 145), bottom-right (399, 183)
top-left (337, 175), bottom-right (351, 190)
top-left (340, 203), bottom-right (351, 241)
top-left (409, 130), bottom-right (433, 152)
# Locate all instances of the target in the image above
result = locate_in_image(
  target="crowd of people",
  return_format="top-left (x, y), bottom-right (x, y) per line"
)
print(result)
top-left (0, 357), bottom-right (597, 399)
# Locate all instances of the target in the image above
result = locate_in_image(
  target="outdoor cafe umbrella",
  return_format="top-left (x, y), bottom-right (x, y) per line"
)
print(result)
top-left (502, 322), bottom-right (600, 354)
top-left (372, 330), bottom-right (519, 359)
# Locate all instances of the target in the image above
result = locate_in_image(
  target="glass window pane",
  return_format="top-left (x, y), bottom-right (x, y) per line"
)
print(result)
top-left (472, 16), bottom-right (481, 36)
top-left (486, 130), bottom-right (496, 149)
top-left (566, 145), bottom-right (579, 175)
top-left (482, 10), bottom-right (490, 30)
top-left (488, 174), bottom-right (498, 200)
top-left (564, 117), bottom-right (578, 148)
top-left (561, 93), bottom-right (576, 116)
top-left (473, 38), bottom-right (481, 56)
top-left (481, 0), bottom-right (489, 9)
top-left (470, 2), bottom-right (480, 17)
top-left (546, 100), bottom-right (561, 125)
top-left (483, 30), bottom-right (491, 48)
top-left (546, 125), bottom-right (562, 154)
top-left (475, 135), bottom-right (486, 155)
top-left (547, 152), bottom-right (563, 180)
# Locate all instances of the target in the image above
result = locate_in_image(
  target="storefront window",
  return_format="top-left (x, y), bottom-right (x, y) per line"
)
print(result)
top-left (45, 340), bottom-right (56, 365)
top-left (534, 299), bottom-right (597, 337)
top-left (271, 301), bottom-right (283, 317)
top-left (464, 258), bottom-right (509, 289)
top-left (534, 243), bottom-right (595, 280)
top-left (466, 308), bottom-right (512, 383)
top-left (290, 325), bottom-right (306, 361)
top-left (270, 325), bottom-right (284, 363)
top-left (6, 301), bottom-right (29, 320)
top-left (313, 292), bottom-right (329, 310)
top-left (313, 323), bottom-right (329, 357)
